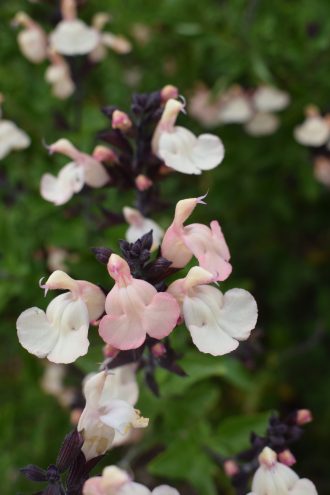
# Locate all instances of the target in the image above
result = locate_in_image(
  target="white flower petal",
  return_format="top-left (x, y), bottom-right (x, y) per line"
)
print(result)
top-left (290, 479), bottom-right (318, 495)
top-left (40, 162), bottom-right (84, 205)
top-left (183, 286), bottom-right (257, 356)
top-left (17, 307), bottom-right (59, 358)
top-left (158, 126), bottom-right (224, 175)
top-left (118, 483), bottom-right (151, 495)
top-left (0, 120), bottom-right (30, 159)
top-left (152, 487), bottom-right (180, 495)
top-left (244, 112), bottom-right (279, 136)
top-left (46, 296), bottom-right (90, 363)
top-left (18, 28), bottom-right (47, 63)
top-left (253, 86), bottom-right (290, 113)
top-left (100, 399), bottom-right (143, 435)
top-left (294, 116), bottom-right (329, 147)
top-left (218, 95), bottom-right (254, 123)
top-left (50, 20), bottom-right (100, 56)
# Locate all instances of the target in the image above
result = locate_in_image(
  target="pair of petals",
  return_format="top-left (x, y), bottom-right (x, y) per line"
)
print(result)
top-left (78, 371), bottom-right (148, 460)
top-left (99, 254), bottom-right (180, 350)
top-left (16, 271), bottom-right (105, 364)
top-left (161, 197), bottom-right (232, 281)
top-left (123, 207), bottom-right (164, 251)
top-left (0, 119), bottom-right (30, 160)
top-left (50, 19), bottom-right (100, 56)
top-left (247, 447), bottom-right (318, 495)
top-left (84, 465), bottom-right (179, 495)
top-left (168, 266), bottom-right (258, 356)
top-left (40, 139), bottom-right (109, 205)
top-left (152, 98), bottom-right (224, 175)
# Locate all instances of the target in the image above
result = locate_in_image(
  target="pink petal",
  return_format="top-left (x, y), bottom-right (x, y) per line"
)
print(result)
top-left (99, 314), bottom-right (147, 350)
top-left (143, 292), bottom-right (180, 339)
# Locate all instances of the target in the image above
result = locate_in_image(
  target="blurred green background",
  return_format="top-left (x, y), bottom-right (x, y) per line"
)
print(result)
top-left (1, 0), bottom-right (330, 494)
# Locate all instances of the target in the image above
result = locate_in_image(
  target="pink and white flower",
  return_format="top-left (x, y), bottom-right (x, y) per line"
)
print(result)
top-left (49, 0), bottom-right (100, 56)
top-left (13, 12), bottom-right (48, 63)
top-left (45, 51), bottom-right (75, 100)
top-left (168, 266), bottom-right (257, 356)
top-left (294, 106), bottom-right (330, 147)
top-left (161, 196), bottom-right (232, 281)
top-left (152, 98), bottom-right (225, 175)
top-left (83, 465), bottom-right (179, 495)
top-left (40, 138), bottom-right (109, 205)
top-left (78, 370), bottom-right (148, 460)
top-left (0, 94), bottom-right (31, 160)
top-left (16, 270), bottom-right (105, 363)
top-left (99, 254), bottom-right (180, 350)
top-left (247, 447), bottom-right (318, 495)
top-left (89, 13), bottom-right (132, 63)
top-left (123, 207), bottom-right (164, 250)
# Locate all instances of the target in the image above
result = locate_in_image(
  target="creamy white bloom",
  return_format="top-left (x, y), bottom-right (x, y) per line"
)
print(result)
top-left (218, 92), bottom-right (254, 124)
top-left (78, 370), bottom-right (148, 460)
top-left (45, 54), bottom-right (75, 100)
top-left (16, 271), bottom-right (105, 364)
top-left (50, 19), bottom-right (100, 56)
top-left (253, 86), bottom-right (290, 113)
top-left (247, 447), bottom-right (318, 495)
top-left (244, 112), bottom-right (279, 136)
top-left (294, 113), bottom-right (330, 147)
top-left (0, 98), bottom-right (31, 160)
top-left (123, 207), bottom-right (164, 250)
top-left (152, 99), bottom-right (224, 175)
top-left (40, 139), bottom-right (109, 205)
top-left (13, 12), bottom-right (48, 63)
top-left (168, 266), bottom-right (257, 356)
top-left (83, 464), bottom-right (180, 495)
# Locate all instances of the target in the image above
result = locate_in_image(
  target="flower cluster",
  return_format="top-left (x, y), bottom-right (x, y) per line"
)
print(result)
top-left (12, 0), bottom-right (131, 99)
top-left (294, 105), bottom-right (330, 187)
top-left (189, 84), bottom-right (290, 136)
top-left (40, 88), bottom-right (225, 208)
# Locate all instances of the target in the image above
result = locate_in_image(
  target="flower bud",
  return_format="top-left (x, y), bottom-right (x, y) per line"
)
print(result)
top-left (296, 409), bottom-right (313, 425)
top-left (135, 174), bottom-right (153, 191)
top-left (161, 84), bottom-right (179, 102)
top-left (224, 460), bottom-right (239, 477)
top-left (151, 343), bottom-right (166, 358)
top-left (103, 343), bottom-right (119, 358)
top-left (112, 110), bottom-right (132, 131)
top-left (92, 145), bottom-right (117, 163)
top-left (278, 449), bottom-right (296, 466)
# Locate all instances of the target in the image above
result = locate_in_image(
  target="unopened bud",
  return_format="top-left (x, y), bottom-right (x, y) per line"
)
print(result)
top-left (296, 409), bottom-right (313, 425)
top-left (278, 449), bottom-right (296, 466)
top-left (151, 343), bottom-right (166, 358)
top-left (93, 145), bottom-right (117, 163)
top-left (224, 460), bottom-right (239, 477)
top-left (161, 84), bottom-right (179, 103)
top-left (258, 447), bottom-right (277, 468)
top-left (70, 408), bottom-right (82, 425)
top-left (103, 343), bottom-right (119, 358)
top-left (135, 174), bottom-right (153, 191)
top-left (112, 110), bottom-right (132, 131)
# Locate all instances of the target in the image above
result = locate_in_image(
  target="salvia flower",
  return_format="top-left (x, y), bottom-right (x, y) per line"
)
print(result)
top-left (89, 12), bottom-right (132, 63)
top-left (247, 447), bottom-right (318, 495)
top-left (123, 206), bottom-right (164, 250)
top-left (12, 11), bottom-right (48, 63)
top-left (40, 138), bottom-right (109, 205)
top-left (77, 370), bottom-right (148, 460)
top-left (16, 270), bottom-right (105, 363)
top-left (152, 98), bottom-right (225, 175)
top-left (161, 196), bottom-right (232, 281)
top-left (0, 94), bottom-right (31, 160)
top-left (83, 465), bottom-right (180, 495)
top-left (45, 51), bottom-right (75, 100)
top-left (99, 254), bottom-right (180, 350)
top-left (168, 266), bottom-right (258, 356)
top-left (49, 0), bottom-right (100, 56)
top-left (294, 106), bottom-right (330, 147)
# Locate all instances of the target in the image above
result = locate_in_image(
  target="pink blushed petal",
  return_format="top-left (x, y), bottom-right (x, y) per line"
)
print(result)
top-left (144, 292), bottom-right (180, 340)
top-left (99, 314), bottom-right (147, 350)
top-left (83, 477), bottom-right (104, 495)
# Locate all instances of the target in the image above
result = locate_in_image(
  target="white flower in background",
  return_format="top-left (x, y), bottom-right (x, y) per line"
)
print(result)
top-left (218, 87), bottom-right (254, 124)
top-left (89, 13), bottom-right (132, 63)
top-left (294, 106), bottom-right (330, 147)
top-left (12, 12), bottom-right (48, 63)
top-left (252, 86), bottom-right (290, 113)
top-left (123, 207), bottom-right (164, 251)
top-left (247, 447), bottom-right (318, 495)
top-left (16, 270), bottom-right (105, 364)
top-left (49, 0), bottom-right (100, 56)
top-left (78, 370), bottom-right (148, 460)
top-left (314, 156), bottom-right (330, 187)
top-left (0, 94), bottom-right (31, 160)
top-left (152, 98), bottom-right (225, 175)
top-left (83, 465), bottom-right (180, 495)
top-left (45, 51), bottom-right (75, 100)
top-left (189, 84), bottom-right (223, 127)
top-left (168, 266), bottom-right (258, 356)
top-left (244, 112), bottom-right (279, 136)
top-left (40, 138), bottom-right (109, 205)
top-left (40, 362), bottom-right (75, 407)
